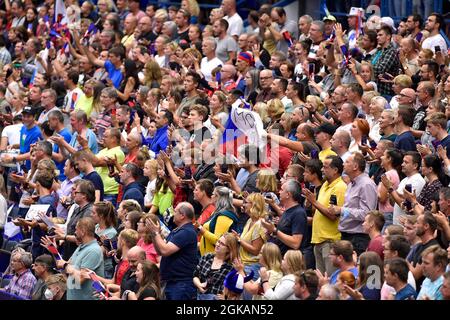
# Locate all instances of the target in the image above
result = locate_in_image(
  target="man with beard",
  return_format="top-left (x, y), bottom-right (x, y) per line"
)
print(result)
top-left (421, 13), bottom-right (447, 55)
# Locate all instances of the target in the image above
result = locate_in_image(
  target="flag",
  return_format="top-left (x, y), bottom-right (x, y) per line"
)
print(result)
top-left (282, 30), bottom-right (293, 47)
top-left (356, 10), bottom-right (364, 38)
top-left (220, 99), bottom-right (266, 156)
top-left (84, 22), bottom-right (98, 39)
top-left (46, 243), bottom-right (62, 260)
top-left (321, 2), bottom-right (331, 17)
top-left (89, 272), bottom-right (109, 297)
top-left (54, 0), bottom-right (67, 25)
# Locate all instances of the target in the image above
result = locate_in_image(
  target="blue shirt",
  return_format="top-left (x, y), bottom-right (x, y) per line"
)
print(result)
top-left (104, 60), bottom-right (123, 89)
top-left (70, 129), bottom-right (98, 154)
top-left (20, 125), bottom-right (41, 170)
top-left (53, 128), bottom-right (72, 181)
top-left (146, 125), bottom-right (169, 156)
top-left (417, 275), bottom-right (444, 300)
top-left (329, 267), bottom-right (359, 285)
top-left (395, 283), bottom-right (417, 300)
top-left (160, 223), bottom-right (198, 282)
top-left (122, 181), bottom-right (145, 210)
top-left (67, 239), bottom-right (104, 300)
top-left (394, 131), bottom-right (417, 152)
top-left (84, 171), bottom-right (104, 201)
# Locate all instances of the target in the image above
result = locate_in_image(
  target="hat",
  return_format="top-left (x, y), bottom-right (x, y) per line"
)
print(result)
top-left (315, 122), bottom-right (336, 136)
top-left (323, 15), bottom-right (336, 22)
top-left (22, 106), bottom-right (36, 116)
top-left (348, 7), bottom-right (364, 17)
top-left (223, 269), bottom-right (254, 294)
top-left (237, 51), bottom-right (254, 66)
top-left (380, 17), bottom-right (396, 32)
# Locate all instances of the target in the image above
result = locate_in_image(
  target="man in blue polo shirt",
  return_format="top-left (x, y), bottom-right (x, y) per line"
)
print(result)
top-left (145, 110), bottom-right (173, 156)
top-left (82, 43), bottom-right (124, 89)
top-left (48, 110), bottom-right (72, 181)
top-left (3, 106), bottom-right (41, 170)
top-left (55, 217), bottom-right (104, 300)
top-left (146, 202), bottom-right (198, 300)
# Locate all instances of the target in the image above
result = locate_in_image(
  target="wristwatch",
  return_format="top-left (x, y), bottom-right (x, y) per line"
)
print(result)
top-left (12, 156), bottom-right (17, 163)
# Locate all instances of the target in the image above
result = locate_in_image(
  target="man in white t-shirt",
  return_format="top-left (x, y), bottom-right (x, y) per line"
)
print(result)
top-left (200, 37), bottom-right (224, 82)
top-left (422, 13), bottom-right (448, 56)
top-left (221, 0), bottom-right (243, 40)
top-left (0, 114), bottom-right (23, 150)
top-left (387, 151), bottom-right (426, 225)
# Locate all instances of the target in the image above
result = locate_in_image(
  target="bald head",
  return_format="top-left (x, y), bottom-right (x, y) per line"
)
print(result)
top-left (221, 64), bottom-right (236, 80)
top-left (138, 16), bottom-right (152, 32)
top-left (124, 14), bottom-right (137, 32)
top-left (128, 246), bottom-right (146, 262)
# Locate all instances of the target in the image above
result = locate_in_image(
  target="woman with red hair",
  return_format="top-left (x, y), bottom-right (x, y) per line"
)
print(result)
top-left (349, 118), bottom-right (370, 153)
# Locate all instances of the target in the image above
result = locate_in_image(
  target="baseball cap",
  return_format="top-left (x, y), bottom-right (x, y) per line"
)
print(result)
top-left (323, 15), bottom-right (337, 22)
top-left (22, 106), bottom-right (36, 116)
top-left (380, 17), bottom-right (396, 32)
top-left (315, 122), bottom-right (336, 136)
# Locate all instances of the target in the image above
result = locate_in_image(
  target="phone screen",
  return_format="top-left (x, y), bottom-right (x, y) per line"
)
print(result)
top-left (308, 63), bottom-right (315, 76)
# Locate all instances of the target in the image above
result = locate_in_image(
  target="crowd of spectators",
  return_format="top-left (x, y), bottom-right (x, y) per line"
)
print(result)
top-left (0, 0), bottom-right (448, 301)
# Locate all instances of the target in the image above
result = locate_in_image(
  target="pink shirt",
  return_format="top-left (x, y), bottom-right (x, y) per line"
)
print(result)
top-left (137, 238), bottom-right (159, 264)
top-left (377, 169), bottom-right (400, 213)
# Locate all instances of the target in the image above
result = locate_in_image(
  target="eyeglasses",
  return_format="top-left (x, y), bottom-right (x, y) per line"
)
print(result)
top-left (260, 76), bottom-right (272, 80)
top-left (216, 240), bottom-right (229, 248)
top-left (74, 191), bottom-right (84, 195)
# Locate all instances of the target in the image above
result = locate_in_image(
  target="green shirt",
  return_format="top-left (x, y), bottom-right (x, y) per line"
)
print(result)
top-left (67, 239), bottom-right (104, 300)
top-left (75, 93), bottom-right (94, 117)
top-left (96, 146), bottom-right (125, 195)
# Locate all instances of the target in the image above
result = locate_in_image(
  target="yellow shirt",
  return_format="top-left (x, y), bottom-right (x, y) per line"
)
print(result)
top-left (95, 146), bottom-right (125, 195)
top-left (319, 147), bottom-right (337, 163)
top-left (200, 214), bottom-right (235, 256)
top-left (75, 94), bottom-right (94, 117)
top-left (239, 219), bottom-right (267, 265)
top-left (311, 177), bottom-right (347, 244)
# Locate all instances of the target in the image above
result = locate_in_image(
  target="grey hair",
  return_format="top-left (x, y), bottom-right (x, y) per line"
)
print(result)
top-left (284, 180), bottom-right (303, 203)
top-left (101, 86), bottom-right (118, 100)
top-left (320, 284), bottom-right (341, 300)
top-left (213, 186), bottom-right (235, 214)
top-left (204, 36), bottom-right (217, 50)
top-left (163, 21), bottom-right (178, 39)
top-left (311, 20), bottom-right (325, 33)
top-left (177, 202), bottom-right (195, 220)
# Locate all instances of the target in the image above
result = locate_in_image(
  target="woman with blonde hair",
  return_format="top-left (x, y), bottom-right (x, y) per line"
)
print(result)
top-left (256, 169), bottom-right (280, 215)
top-left (390, 74), bottom-right (413, 110)
top-left (142, 60), bottom-right (162, 88)
top-left (368, 96), bottom-right (388, 143)
top-left (266, 99), bottom-right (285, 128)
top-left (143, 159), bottom-right (158, 210)
top-left (193, 233), bottom-right (239, 300)
top-left (260, 250), bottom-right (305, 300)
top-left (361, 90), bottom-right (380, 116)
top-left (348, 60), bottom-right (377, 92)
top-left (241, 242), bottom-right (283, 300)
top-left (181, 0), bottom-right (200, 23)
top-left (233, 194), bottom-right (268, 281)
top-left (306, 95), bottom-right (325, 115)
top-left (253, 102), bottom-right (270, 126)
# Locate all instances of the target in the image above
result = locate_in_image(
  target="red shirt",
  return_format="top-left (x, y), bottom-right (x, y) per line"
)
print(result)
top-left (114, 259), bottom-right (130, 286)
top-left (367, 234), bottom-right (384, 260)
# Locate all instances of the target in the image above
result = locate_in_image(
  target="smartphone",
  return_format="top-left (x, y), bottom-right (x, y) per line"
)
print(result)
top-left (184, 166), bottom-right (192, 179)
top-left (308, 63), bottom-right (315, 77)
top-left (404, 184), bottom-right (413, 211)
top-left (111, 108), bottom-right (116, 116)
top-left (405, 184), bottom-right (412, 193)
top-left (382, 73), bottom-right (393, 80)
top-left (308, 184), bottom-right (315, 193)
top-left (435, 46), bottom-right (441, 53)
top-left (220, 163), bottom-right (228, 174)
top-left (361, 135), bottom-right (368, 146)
top-left (107, 163), bottom-right (115, 175)
top-left (311, 149), bottom-right (319, 159)
top-left (329, 194), bottom-right (337, 206)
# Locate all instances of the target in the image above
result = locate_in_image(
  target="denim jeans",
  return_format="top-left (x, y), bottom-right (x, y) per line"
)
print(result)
top-left (163, 280), bottom-right (197, 300)
top-left (197, 293), bottom-right (217, 300)
top-left (382, 212), bottom-right (393, 234)
top-left (242, 263), bottom-right (261, 300)
top-left (341, 232), bottom-right (370, 256)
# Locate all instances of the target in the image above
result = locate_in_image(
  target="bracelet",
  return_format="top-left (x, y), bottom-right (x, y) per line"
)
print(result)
top-left (261, 279), bottom-right (269, 285)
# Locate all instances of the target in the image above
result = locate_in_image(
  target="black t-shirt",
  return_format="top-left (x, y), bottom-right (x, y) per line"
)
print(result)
top-left (84, 171), bottom-right (104, 201)
top-left (138, 287), bottom-right (158, 300)
top-left (270, 204), bottom-right (308, 255)
top-left (177, 29), bottom-right (190, 43)
top-left (120, 268), bottom-right (139, 296)
top-left (408, 238), bottom-right (440, 290)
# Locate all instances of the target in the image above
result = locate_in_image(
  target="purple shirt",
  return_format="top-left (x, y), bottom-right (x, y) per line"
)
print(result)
top-left (4, 269), bottom-right (37, 300)
top-left (339, 173), bottom-right (378, 234)
top-left (56, 175), bottom-right (81, 219)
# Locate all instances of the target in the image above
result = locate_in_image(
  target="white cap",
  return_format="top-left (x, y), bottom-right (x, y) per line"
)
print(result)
top-left (348, 7), bottom-right (364, 17)
top-left (380, 17), bottom-right (396, 32)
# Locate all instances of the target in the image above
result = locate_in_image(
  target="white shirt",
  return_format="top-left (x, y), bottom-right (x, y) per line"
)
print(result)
top-left (224, 13), bottom-right (243, 38)
top-left (393, 173), bottom-right (426, 225)
top-left (38, 106), bottom-right (60, 124)
top-left (1, 123), bottom-right (23, 146)
top-left (144, 179), bottom-right (157, 207)
top-left (0, 194), bottom-right (7, 228)
top-left (63, 87), bottom-right (83, 113)
top-left (422, 33), bottom-right (448, 56)
top-left (200, 56), bottom-right (224, 82)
